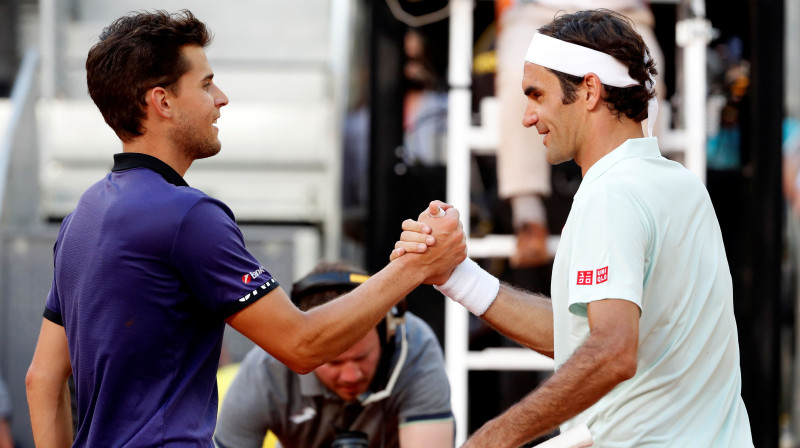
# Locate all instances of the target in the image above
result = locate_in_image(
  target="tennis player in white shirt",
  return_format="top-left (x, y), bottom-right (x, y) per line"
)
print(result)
top-left (393, 9), bottom-right (754, 448)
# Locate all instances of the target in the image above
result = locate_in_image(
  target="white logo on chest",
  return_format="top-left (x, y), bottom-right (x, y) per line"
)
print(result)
top-left (289, 406), bottom-right (316, 424)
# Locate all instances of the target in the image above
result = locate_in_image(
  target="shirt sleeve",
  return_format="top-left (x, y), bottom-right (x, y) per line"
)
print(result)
top-left (171, 198), bottom-right (279, 318)
top-left (44, 276), bottom-right (63, 325)
top-left (565, 183), bottom-right (649, 317)
top-left (215, 348), bottom-right (280, 448)
top-left (393, 315), bottom-right (454, 425)
top-left (44, 220), bottom-right (68, 325)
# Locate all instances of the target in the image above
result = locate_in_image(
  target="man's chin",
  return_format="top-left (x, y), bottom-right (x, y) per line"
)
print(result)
top-left (192, 143), bottom-right (221, 160)
top-left (545, 148), bottom-right (572, 166)
top-left (336, 388), bottom-right (366, 402)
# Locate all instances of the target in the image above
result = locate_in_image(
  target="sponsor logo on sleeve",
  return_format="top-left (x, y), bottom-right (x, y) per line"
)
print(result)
top-left (241, 266), bottom-right (267, 284)
top-left (576, 267), bottom-right (609, 285)
top-left (576, 270), bottom-right (593, 285)
top-left (238, 278), bottom-right (277, 302)
top-left (596, 266), bottom-right (608, 284)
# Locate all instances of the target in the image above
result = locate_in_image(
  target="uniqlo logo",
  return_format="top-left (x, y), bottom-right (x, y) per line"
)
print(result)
top-left (596, 266), bottom-right (608, 284)
top-left (577, 270), bottom-right (593, 285)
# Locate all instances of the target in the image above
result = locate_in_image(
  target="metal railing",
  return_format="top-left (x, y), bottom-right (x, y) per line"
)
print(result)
top-left (0, 47), bottom-right (40, 229)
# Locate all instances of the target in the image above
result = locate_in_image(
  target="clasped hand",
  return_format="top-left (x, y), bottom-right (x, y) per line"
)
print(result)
top-left (390, 200), bottom-right (467, 285)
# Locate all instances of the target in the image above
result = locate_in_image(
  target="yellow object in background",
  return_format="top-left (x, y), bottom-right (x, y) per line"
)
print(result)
top-left (217, 363), bottom-right (278, 448)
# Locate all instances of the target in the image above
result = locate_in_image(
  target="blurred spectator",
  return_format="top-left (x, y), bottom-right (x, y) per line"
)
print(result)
top-left (783, 118), bottom-right (800, 214)
top-left (402, 28), bottom-right (448, 167)
top-left (706, 37), bottom-right (749, 171)
top-left (214, 261), bottom-right (453, 448)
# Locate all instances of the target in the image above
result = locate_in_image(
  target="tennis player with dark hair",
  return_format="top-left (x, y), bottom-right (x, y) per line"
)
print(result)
top-left (24, 10), bottom-right (466, 448)
top-left (214, 261), bottom-right (453, 448)
top-left (393, 9), bottom-right (753, 447)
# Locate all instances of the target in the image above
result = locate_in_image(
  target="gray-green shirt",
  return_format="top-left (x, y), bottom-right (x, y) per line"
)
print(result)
top-left (214, 313), bottom-right (453, 448)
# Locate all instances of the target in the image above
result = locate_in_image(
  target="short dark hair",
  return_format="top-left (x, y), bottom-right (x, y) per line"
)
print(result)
top-left (291, 261), bottom-right (369, 311)
top-left (86, 10), bottom-right (212, 142)
top-left (538, 9), bottom-right (657, 122)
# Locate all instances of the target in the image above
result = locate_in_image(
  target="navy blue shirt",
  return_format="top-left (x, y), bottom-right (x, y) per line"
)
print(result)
top-left (45, 153), bottom-right (279, 447)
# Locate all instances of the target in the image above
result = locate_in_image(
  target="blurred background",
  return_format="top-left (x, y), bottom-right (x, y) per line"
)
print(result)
top-left (0, 0), bottom-right (795, 446)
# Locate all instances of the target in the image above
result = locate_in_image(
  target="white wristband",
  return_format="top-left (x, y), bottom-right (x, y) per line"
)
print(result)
top-left (435, 258), bottom-right (500, 316)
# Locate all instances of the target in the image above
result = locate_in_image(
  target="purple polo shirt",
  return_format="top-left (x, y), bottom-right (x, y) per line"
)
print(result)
top-left (44, 153), bottom-right (279, 447)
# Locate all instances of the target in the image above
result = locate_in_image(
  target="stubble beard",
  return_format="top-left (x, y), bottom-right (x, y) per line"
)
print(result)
top-left (173, 118), bottom-right (221, 161)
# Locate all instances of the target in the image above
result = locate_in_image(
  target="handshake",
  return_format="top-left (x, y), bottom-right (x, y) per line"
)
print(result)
top-left (390, 201), bottom-right (500, 317)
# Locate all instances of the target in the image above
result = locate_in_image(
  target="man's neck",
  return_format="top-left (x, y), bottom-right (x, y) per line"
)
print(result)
top-left (576, 118), bottom-right (645, 177)
top-left (122, 138), bottom-right (192, 177)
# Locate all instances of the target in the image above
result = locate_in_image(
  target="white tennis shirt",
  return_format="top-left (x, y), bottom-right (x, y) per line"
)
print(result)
top-left (551, 137), bottom-right (753, 447)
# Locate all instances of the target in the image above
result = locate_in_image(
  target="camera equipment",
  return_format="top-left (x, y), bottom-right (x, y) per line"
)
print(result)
top-left (331, 430), bottom-right (369, 448)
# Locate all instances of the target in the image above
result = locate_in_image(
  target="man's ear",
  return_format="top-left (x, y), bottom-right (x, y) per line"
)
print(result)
top-left (582, 73), bottom-right (603, 110)
top-left (146, 86), bottom-right (172, 119)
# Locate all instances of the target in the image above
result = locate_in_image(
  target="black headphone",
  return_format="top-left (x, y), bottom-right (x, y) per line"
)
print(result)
top-left (290, 271), bottom-right (406, 344)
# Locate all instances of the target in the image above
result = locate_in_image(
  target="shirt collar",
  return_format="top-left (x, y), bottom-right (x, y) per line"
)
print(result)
top-left (112, 153), bottom-right (188, 187)
top-left (575, 137), bottom-right (661, 197)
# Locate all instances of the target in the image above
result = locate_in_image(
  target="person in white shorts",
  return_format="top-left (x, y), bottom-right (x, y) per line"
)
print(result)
top-left (392, 9), bottom-right (754, 447)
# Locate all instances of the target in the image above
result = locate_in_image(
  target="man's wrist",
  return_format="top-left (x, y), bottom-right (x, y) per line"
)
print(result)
top-left (435, 258), bottom-right (499, 316)
top-left (391, 252), bottom-right (429, 286)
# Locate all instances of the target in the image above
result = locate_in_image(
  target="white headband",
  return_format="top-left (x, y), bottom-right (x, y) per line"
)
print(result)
top-left (525, 32), bottom-right (658, 137)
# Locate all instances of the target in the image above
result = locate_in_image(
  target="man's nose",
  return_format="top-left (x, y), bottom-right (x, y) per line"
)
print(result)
top-left (215, 85), bottom-right (229, 108)
top-left (339, 362), bottom-right (363, 382)
top-left (522, 103), bottom-right (538, 128)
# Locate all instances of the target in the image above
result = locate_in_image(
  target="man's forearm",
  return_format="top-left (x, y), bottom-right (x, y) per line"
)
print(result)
top-left (480, 284), bottom-right (554, 357)
top-left (465, 334), bottom-right (632, 447)
top-left (399, 420), bottom-right (454, 447)
top-left (295, 209), bottom-right (466, 369)
top-left (27, 318), bottom-right (74, 447)
top-left (298, 256), bottom-right (429, 366)
top-left (0, 418), bottom-right (13, 448)
top-left (28, 379), bottom-right (72, 448)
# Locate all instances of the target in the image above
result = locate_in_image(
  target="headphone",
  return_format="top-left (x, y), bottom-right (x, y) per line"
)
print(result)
top-left (290, 270), bottom-right (406, 344)
top-left (290, 270), bottom-right (408, 407)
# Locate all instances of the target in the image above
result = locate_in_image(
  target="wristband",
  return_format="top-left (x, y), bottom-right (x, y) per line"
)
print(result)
top-left (435, 258), bottom-right (499, 316)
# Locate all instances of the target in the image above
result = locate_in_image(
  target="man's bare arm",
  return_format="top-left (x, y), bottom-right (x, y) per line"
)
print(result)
top-left (26, 318), bottom-right (73, 448)
top-left (481, 284), bottom-right (555, 358)
top-left (393, 208), bottom-right (554, 356)
top-left (464, 299), bottom-right (640, 447)
top-left (0, 418), bottom-right (13, 448)
top-left (228, 202), bottom-right (466, 374)
top-left (399, 420), bottom-right (454, 448)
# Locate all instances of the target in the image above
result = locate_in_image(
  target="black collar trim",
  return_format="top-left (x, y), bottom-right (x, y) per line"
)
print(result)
top-left (112, 153), bottom-right (189, 187)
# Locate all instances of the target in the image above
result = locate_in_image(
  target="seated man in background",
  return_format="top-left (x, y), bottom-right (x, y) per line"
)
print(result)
top-left (214, 262), bottom-right (454, 448)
